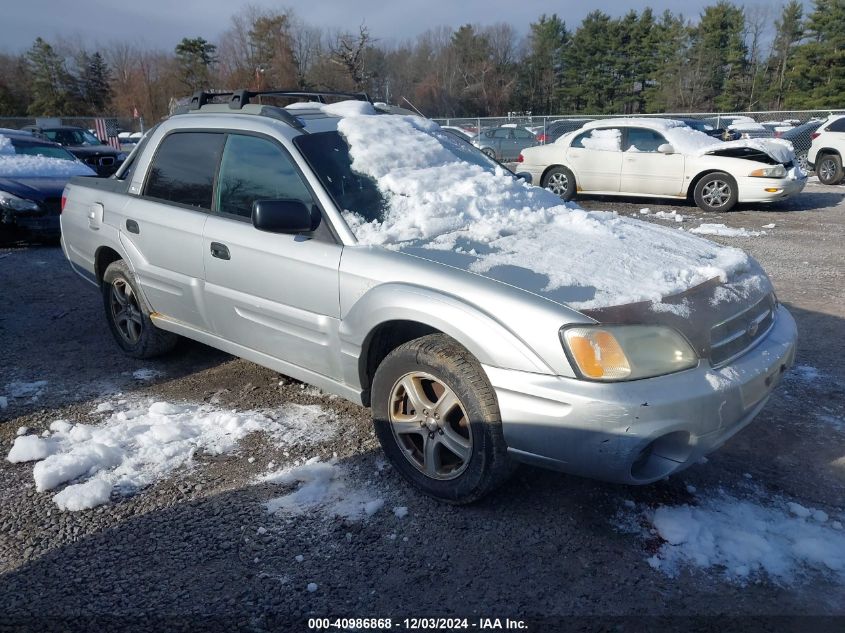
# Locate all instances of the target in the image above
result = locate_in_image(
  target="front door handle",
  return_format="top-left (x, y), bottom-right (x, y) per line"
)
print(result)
top-left (126, 219), bottom-right (139, 234)
top-left (210, 242), bottom-right (230, 260)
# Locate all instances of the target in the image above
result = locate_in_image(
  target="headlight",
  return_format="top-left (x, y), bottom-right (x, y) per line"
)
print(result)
top-left (0, 191), bottom-right (40, 212)
top-left (560, 325), bottom-right (698, 381)
top-left (749, 165), bottom-right (786, 178)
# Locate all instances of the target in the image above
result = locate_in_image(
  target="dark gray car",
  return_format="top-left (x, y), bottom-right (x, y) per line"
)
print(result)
top-left (471, 126), bottom-right (538, 161)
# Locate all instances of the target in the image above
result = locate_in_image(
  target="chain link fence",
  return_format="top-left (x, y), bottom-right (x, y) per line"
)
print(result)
top-left (433, 109), bottom-right (845, 166)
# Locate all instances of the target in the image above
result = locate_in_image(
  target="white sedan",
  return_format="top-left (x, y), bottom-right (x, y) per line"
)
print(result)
top-left (518, 118), bottom-right (807, 212)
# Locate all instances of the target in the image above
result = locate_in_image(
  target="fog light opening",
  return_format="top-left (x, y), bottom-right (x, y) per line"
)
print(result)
top-left (630, 431), bottom-right (694, 482)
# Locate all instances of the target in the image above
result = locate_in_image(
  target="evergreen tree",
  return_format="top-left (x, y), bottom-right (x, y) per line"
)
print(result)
top-left (559, 11), bottom-right (616, 112)
top-left (689, 2), bottom-right (748, 111)
top-left (767, 1), bottom-right (804, 108)
top-left (644, 11), bottom-right (692, 112)
top-left (26, 37), bottom-right (77, 116)
top-left (78, 51), bottom-right (113, 114)
top-left (784, 0), bottom-right (845, 108)
top-left (175, 37), bottom-right (217, 92)
top-left (519, 15), bottom-right (568, 114)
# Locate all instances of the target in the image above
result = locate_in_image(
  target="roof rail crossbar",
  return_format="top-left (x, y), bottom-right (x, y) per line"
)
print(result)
top-left (188, 91), bottom-right (234, 110)
top-left (228, 89), bottom-right (372, 108)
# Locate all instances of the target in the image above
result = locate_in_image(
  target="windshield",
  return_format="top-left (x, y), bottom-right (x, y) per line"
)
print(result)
top-left (11, 140), bottom-right (77, 160)
top-left (294, 128), bottom-right (503, 223)
top-left (42, 128), bottom-right (102, 146)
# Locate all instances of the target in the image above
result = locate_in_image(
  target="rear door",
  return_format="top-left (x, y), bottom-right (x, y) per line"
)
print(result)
top-left (567, 128), bottom-right (622, 192)
top-left (620, 127), bottom-right (686, 196)
top-left (202, 133), bottom-right (342, 379)
top-left (117, 131), bottom-right (224, 330)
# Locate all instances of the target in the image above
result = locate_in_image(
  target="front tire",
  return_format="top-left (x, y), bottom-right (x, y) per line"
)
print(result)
top-left (371, 334), bottom-right (514, 504)
top-left (542, 166), bottom-right (577, 201)
top-left (102, 260), bottom-right (178, 359)
top-left (481, 147), bottom-right (497, 159)
top-left (817, 153), bottom-right (844, 185)
top-left (693, 172), bottom-right (738, 212)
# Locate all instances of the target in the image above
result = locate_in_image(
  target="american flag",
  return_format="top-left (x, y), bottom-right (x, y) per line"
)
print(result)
top-left (94, 118), bottom-right (122, 150)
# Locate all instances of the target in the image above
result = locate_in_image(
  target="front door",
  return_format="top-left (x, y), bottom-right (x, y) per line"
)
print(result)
top-left (620, 127), bottom-right (686, 196)
top-left (202, 133), bottom-right (343, 379)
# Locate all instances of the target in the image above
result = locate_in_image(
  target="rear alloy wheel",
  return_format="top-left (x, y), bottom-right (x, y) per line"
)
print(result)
top-left (481, 147), bottom-right (497, 159)
top-left (372, 334), bottom-right (515, 503)
top-left (817, 154), bottom-right (844, 185)
top-left (542, 165), bottom-right (576, 201)
top-left (693, 172), bottom-right (738, 212)
top-left (102, 259), bottom-right (178, 359)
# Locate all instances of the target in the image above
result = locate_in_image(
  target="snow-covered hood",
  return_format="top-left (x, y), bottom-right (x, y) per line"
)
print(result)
top-left (336, 114), bottom-right (769, 313)
top-left (696, 138), bottom-right (795, 164)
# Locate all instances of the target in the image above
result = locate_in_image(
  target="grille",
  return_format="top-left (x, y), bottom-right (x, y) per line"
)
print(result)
top-left (710, 294), bottom-right (776, 366)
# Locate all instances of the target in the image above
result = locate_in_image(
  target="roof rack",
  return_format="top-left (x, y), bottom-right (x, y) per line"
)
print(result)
top-left (187, 89), bottom-right (372, 111)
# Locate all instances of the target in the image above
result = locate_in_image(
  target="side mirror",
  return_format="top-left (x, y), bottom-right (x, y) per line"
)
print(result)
top-left (515, 171), bottom-right (533, 184)
top-left (658, 143), bottom-right (675, 154)
top-left (252, 199), bottom-right (316, 234)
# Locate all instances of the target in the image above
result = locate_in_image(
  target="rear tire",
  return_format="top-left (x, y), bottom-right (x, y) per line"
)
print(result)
top-left (481, 147), bottom-right (496, 159)
top-left (371, 334), bottom-right (514, 504)
top-left (102, 259), bottom-right (178, 359)
top-left (795, 150), bottom-right (811, 175)
top-left (817, 153), bottom-right (844, 185)
top-left (542, 166), bottom-right (577, 201)
top-left (693, 172), bottom-right (738, 212)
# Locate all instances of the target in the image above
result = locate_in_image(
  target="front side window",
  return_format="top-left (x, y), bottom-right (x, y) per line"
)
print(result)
top-left (492, 129), bottom-right (511, 139)
top-left (216, 134), bottom-right (314, 219)
top-left (144, 132), bottom-right (224, 210)
top-left (625, 128), bottom-right (668, 153)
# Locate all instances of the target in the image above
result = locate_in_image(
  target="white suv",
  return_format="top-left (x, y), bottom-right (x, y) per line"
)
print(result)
top-left (808, 114), bottom-right (845, 185)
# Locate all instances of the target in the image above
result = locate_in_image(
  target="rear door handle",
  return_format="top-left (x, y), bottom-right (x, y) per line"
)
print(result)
top-left (126, 219), bottom-right (139, 234)
top-left (210, 242), bottom-right (230, 260)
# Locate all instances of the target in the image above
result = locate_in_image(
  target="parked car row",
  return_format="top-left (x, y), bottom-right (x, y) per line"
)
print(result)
top-left (518, 117), bottom-right (807, 212)
top-left (22, 125), bottom-right (127, 176)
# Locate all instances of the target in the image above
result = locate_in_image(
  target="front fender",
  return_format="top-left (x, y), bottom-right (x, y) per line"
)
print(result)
top-left (339, 282), bottom-right (554, 389)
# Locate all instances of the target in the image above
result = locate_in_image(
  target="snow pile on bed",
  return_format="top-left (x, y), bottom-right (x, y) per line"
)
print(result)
top-left (262, 457), bottom-right (385, 520)
top-left (337, 114), bottom-right (760, 310)
top-left (619, 491), bottom-right (845, 584)
top-left (6, 399), bottom-right (339, 511)
top-left (691, 223), bottom-right (765, 238)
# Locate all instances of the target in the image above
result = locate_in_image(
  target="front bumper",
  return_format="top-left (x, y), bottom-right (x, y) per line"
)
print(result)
top-left (737, 173), bottom-right (806, 203)
top-left (483, 306), bottom-right (797, 484)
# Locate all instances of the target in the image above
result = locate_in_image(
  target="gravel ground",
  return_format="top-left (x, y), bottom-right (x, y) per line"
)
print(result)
top-left (1, 179), bottom-right (844, 632)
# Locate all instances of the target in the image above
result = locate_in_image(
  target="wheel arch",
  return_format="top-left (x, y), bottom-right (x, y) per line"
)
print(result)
top-left (341, 284), bottom-right (552, 406)
top-left (94, 245), bottom-right (124, 286)
top-left (687, 169), bottom-right (735, 200)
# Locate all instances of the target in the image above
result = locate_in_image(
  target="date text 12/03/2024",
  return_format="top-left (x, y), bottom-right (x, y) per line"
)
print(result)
top-left (307, 618), bottom-right (529, 630)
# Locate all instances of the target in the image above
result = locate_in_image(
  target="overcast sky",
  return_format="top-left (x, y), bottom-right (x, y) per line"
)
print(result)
top-left (7, 0), bottom-right (802, 52)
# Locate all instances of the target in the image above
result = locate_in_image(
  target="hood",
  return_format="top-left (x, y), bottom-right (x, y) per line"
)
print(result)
top-left (0, 176), bottom-right (70, 202)
top-left (697, 138), bottom-right (795, 164)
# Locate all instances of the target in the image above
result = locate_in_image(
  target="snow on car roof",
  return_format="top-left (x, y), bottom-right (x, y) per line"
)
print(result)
top-left (335, 114), bottom-right (761, 310)
top-left (581, 117), bottom-right (688, 132)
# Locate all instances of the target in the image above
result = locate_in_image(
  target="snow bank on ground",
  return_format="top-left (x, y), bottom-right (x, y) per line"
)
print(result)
top-left (690, 223), bottom-right (765, 237)
top-left (262, 457), bottom-right (385, 520)
top-left (7, 399), bottom-right (339, 511)
top-left (3, 380), bottom-right (48, 403)
top-left (337, 114), bottom-right (762, 310)
top-left (619, 491), bottom-right (845, 584)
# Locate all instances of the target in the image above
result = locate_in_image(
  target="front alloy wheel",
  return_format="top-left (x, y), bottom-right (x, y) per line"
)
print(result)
top-left (388, 371), bottom-right (472, 480)
top-left (701, 179), bottom-right (731, 208)
top-left (693, 171), bottom-right (738, 212)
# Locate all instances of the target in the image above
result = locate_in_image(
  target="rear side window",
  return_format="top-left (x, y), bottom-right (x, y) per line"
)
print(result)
top-left (827, 117), bottom-right (845, 132)
top-left (144, 132), bottom-right (224, 210)
top-left (492, 129), bottom-right (511, 139)
top-left (216, 134), bottom-right (313, 219)
top-left (625, 128), bottom-right (668, 152)
top-left (513, 128), bottom-right (533, 139)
